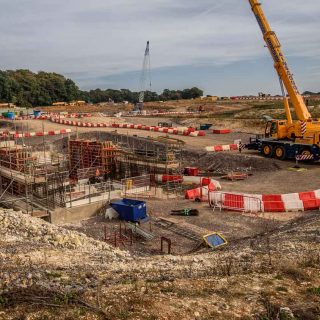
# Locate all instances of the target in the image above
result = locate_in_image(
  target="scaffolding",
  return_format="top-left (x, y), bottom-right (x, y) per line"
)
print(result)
top-left (0, 134), bottom-right (185, 219)
top-left (67, 135), bottom-right (186, 200)
top-left (67, 137), bottom-right (183, 181)
top-left (117, 136), bottom-right (183, 179)
top-left (0, 144), bottom-right (35, 174)
top-left (0, 142), bottom-right (70, 217)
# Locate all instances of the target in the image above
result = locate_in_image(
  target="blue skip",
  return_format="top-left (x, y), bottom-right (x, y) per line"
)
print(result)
top-left (110, 198), bottom-right (147, 223)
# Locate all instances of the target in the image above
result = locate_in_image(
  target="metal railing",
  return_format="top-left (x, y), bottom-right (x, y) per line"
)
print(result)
top-left (209, 191), bottom-right (263, 213)
top-left (121, 174), bottom-right (153, 197)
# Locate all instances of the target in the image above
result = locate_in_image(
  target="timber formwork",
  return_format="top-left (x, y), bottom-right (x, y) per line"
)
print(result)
top-left (102, 141), bottom-right (120, 176)
top-left (0, 145), bottom-right (35, 174)
top-left (68, 139), bottom-right (119, 180)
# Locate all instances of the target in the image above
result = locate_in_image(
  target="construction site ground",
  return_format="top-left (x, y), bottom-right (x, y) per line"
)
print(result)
top-left (1, 208), bottom-right (319, 319)
top-left (1, 102), bottom-right (320, 319)
top-left (64, 198), bottom-right (301, 258)
top-left (3, 112), bottom-right (320, 195)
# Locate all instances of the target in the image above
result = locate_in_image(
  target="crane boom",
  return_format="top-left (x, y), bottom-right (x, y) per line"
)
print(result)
top-left (138, 41), bottom-right (151, 104)
top-left (248, 0), bottom-right (311, 121)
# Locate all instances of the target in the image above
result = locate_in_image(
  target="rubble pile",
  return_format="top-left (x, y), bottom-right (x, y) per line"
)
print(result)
top-left (0, 209), bottom-right (319, 318)
top-left (0, 209), bottom-right (128, 257)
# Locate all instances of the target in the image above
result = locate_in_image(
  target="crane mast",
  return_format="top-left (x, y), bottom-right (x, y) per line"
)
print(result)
top-left (248, 0), bottom-right (311, 121)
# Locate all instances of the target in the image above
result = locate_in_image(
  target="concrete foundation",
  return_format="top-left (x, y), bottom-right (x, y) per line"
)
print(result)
top-left (51, 200), bottom-right (107, 224)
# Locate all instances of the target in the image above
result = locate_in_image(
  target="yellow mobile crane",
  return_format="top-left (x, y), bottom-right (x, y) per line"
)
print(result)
top-left (245, 0), bottom-right (320, 160)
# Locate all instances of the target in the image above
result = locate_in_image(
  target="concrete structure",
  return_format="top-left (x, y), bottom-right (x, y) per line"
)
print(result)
top-left (51, 200), bottom-right (108, 224)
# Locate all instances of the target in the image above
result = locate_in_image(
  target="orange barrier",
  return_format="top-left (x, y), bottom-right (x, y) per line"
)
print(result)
top-left (213, 129), bottom-right (231, 134)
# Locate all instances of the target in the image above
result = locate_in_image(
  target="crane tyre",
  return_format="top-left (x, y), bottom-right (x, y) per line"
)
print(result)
top-left (262, 144), bottom-right (273, 158)
top-left (274, 146), bottom-right (286, 160)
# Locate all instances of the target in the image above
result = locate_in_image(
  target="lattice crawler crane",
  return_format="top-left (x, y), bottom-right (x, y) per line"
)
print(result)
top-left (134, 41), bottom-right (151, 112)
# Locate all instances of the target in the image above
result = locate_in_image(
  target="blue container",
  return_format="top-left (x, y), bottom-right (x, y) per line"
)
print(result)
top-left (34, 110), bottom-right (41, 117)
top-left (7, 112), bottom-right (15, 120)
top-left (110, 198), bottom-right (147, 222)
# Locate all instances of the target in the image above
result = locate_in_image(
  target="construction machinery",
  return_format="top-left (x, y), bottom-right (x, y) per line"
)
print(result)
top-left (244, 0), bottom-right (320, 161)
top-left (134, 41), bottom-right (151, 112)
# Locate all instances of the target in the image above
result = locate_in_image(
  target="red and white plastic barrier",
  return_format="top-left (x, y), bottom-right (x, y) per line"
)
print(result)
top-left (50, 117), bottom-right (206, 137)
top-left (1, 115), bottom-right (50, 121)
top-left (232, 96), bottom-right (283, 101)
top-left (155, 174), bottom-right (221, 201)
top-left (155, 174), bottom-right (221, 190)
top-left (205, 144), bottom-right (239, 152)
top-left (213, 129), bottom-right (231, 134)
top-left (209, 190), bottom-right (320, 213)
top-left (109, 123), bottom-right (205, 137)
top-left (185, 183), bottom-right (217, 201)
top-left (64, 113), bottom-right (92, 118)
top-left (0, 129), bottom-right (72, 140)
top-left (5, 113), bottom-right (93, 121)
top-left (104, 111), bottom-right (200, 117)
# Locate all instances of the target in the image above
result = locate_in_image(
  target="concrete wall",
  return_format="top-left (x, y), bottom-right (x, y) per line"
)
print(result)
top-left (65, 190), bottom-right (121, 208)
top-left (50, 200), bottom-right (107, 225)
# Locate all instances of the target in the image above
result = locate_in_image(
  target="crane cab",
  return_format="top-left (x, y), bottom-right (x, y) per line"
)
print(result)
top-left (265, 120), bottom-right (288, 140)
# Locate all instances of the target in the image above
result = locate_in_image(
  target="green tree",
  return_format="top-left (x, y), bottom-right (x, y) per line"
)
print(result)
top-left (0, 69), bottom-right (205, 107)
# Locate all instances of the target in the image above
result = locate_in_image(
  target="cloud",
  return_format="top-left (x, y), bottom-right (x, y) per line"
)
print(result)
top-left (0, 0), bottom-right (319, 93)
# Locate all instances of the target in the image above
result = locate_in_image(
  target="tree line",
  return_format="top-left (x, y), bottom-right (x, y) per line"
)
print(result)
top-left (0, 69), bottom-right (203, 107)
top-left (303, 91), bottom-right (320, 96)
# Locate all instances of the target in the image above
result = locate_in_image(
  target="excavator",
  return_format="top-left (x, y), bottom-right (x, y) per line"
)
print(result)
top-left (244, 0), bottom-right (320, 161)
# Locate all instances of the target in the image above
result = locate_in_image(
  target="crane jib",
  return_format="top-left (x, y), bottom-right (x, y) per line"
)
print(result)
top-left (255, 15), bottom-right (300, 96)
top-left (282, 61), bottom-right (300, 95)
top-left (266, 37), bottom-right (300, 95)
top-left (266, 38), bottom-right (279, 63)
top-left (249, 0), bottom-right (311, 120)
top-left (254, 14), bottom-right (266, 34)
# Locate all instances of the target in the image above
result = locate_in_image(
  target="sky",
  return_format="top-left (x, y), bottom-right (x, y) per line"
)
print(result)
top-left (0, 0), bottom-right (320, 96)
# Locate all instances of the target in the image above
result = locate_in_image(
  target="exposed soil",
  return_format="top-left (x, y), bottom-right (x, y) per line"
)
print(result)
top-left (65, 199), bottom-right (282, 256)
top-left (1, 209), bottom-right (319, 320)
